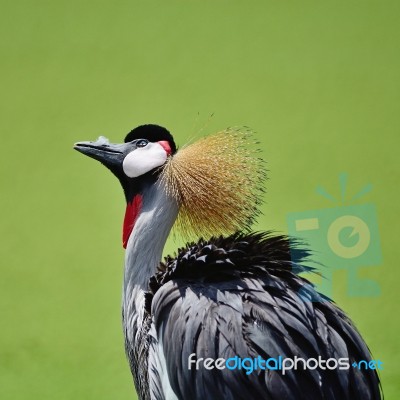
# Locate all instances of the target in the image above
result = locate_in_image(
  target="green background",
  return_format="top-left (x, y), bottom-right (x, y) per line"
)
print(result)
top-left (1, 0), bottom-right (399, 398)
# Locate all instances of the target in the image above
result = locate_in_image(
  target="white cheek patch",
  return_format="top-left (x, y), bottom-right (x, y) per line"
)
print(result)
top-left (122, 142), bottom-right (168, 178)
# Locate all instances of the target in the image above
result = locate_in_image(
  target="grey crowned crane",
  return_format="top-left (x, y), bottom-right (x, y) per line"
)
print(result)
top-left (74, 124), bottom-right (381, 400)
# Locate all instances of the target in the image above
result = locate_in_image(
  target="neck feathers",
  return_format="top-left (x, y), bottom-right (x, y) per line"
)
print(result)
top-left (123, 180), bottom-right (178, 340)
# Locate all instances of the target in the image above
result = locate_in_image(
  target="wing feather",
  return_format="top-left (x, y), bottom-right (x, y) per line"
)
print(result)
top-left (145, 233), bottom-right (381, 399)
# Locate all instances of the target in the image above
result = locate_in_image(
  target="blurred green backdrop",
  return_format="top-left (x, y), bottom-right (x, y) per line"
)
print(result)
top-left (1, 0), bottom-right (399, 398)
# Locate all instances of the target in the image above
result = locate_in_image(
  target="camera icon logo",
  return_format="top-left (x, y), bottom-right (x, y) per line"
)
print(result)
top-left (287, 174), bottom-right (382, 299)
top-left (327, 214), bottom-right (371, 260)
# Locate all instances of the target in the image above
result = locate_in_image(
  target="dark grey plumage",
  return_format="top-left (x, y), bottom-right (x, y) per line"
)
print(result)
top-left (126, 232), bottom-right (381, 400)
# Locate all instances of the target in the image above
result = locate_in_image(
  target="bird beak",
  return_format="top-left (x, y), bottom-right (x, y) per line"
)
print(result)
top-left (74, 136), bottom-right (128, 169)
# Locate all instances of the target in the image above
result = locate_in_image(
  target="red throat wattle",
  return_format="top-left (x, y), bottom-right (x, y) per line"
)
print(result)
top-left (123, 195), bottom-right (143, 248)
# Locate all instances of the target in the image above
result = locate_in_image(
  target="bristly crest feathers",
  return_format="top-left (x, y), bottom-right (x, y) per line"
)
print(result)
top-left (160, 127), bottom-right (267, 240)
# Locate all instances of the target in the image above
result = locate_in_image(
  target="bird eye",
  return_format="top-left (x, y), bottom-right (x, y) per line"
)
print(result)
top-left (136, 139), bottom-right (149, 148)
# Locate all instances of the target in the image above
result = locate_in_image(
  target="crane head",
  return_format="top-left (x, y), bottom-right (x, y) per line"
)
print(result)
top-left (74, 124), bottom-right (176, 182)
top-left (75, 124), bottom-right (266, 242)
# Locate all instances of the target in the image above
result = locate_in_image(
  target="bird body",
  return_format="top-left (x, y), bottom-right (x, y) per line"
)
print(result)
top-left (74, 124), bottom-right (381, 400)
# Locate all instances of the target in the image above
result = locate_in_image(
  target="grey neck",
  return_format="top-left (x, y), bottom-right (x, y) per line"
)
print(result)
top-left (122, 179), bottom-right (179, 343)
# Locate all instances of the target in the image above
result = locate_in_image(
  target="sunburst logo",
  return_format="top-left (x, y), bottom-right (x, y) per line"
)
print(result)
top-left (287, 173), bottom-right (382, 300)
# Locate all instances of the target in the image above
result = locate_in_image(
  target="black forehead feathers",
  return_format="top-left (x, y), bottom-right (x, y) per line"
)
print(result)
top-left (124, 124), bottom-right (177, 154)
